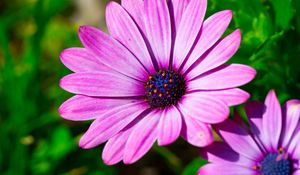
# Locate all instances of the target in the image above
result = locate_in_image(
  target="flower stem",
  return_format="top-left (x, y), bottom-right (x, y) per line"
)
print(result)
top-left (153, 144), bottom-right (183, 175)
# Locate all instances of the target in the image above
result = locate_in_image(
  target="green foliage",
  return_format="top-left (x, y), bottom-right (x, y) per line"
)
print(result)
top-left (270, 0), bottom-right (294, 29)
top-left (1, 0), bottom-right (300, 174)
top-left (182, 158), bottom-right (207, 175)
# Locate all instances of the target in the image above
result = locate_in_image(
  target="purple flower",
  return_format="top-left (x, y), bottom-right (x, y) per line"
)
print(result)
top-left (59, 0), bottom-right (256, 165)
top-left (199, 90), bottom-right (300, 175)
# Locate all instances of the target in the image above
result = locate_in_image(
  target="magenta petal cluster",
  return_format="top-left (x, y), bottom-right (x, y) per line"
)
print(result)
top-left (199, 90), bottom-right (300, 175)
top-left (59, 0), bottom-right (256, 165)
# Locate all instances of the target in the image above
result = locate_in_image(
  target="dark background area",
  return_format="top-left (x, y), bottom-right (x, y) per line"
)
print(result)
top-left (1, 0), bottom-right (300, 174)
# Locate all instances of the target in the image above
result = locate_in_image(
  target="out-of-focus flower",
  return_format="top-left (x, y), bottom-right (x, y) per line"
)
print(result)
top-left (59, 0), bottom-right (256, 165)
top-left (72, 0), bottom-right (104, 26)
top-left (199, 90), bottom-right (300, 175)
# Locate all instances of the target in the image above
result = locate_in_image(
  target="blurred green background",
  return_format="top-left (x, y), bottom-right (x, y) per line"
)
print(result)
top-left (0, 0), bottom-right (299, 174)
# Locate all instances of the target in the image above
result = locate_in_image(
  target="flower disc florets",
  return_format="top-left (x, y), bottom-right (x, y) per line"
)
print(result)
top-left (260, 153), bottom-right (291, 175)
top-left (145, 70), bottom-right (186, 108)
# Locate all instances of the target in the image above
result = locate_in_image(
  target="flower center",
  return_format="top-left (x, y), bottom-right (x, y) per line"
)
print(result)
top-left (145, 70), bottom-right (186, 108)
top-left (259, 152), bottom-right (291, 175)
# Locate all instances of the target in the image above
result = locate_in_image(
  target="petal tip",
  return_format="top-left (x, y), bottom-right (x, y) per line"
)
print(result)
top-left (79, 25), bottom-right (89, 33)
top-left (58, 103), bottom-right (66, 117)
top-left (123, 157), bottom-right (135, 165)
top-left (78, 26), bottom-right (86, 35)
top-left (268, 89), bottom-right (276, 96)
top-left (219, 106), bottom-right (231, 123)
top-left (265, 89), bottom-right (278, 104)
top-left (59, 75), bottom-right (70, 91)
top-left (241, 65), bottom-right (256, 83)
top-left (157, 139), bottom-right (172, 146)
top-left (249, 67), bottom-right (257, 80)
top-left (78, 25), bottom-right (95, 39)
top-left (233, 29), bottom-right (241, 38)
top-left (102, 155), bottom-right (118, 166)
top-left (223, 9), bottom-right (233, 18)
top-left (78, 141), bottom-right (87, 149)
top-left (106, 1), bottom-right (118, 10)
top-left (59, 49), bottom-right (67, 62)
top-left (243, 91), bottom-right (251, 100)
top-left (79, 137), bottom-right (93, 149)
top-left (59, 77), bottom-right (65, 89)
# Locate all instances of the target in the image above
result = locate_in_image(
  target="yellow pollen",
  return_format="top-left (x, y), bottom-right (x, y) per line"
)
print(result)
top-left (169, 79), bottom-right (173, 83)
top-left (153, 89), bottom-right (157, 93)
top-left (279, 147), bottom-right (284, 153)
top-left (159, 93), bottom-right (162, 97)
top-left (164, 84), bottom-right (167, 88)
top-left (252, 165), bottom-right (258, 170)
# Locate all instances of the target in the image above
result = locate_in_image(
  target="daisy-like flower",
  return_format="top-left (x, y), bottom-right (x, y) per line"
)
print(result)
top-left (199, 90), bottom-right (300, 175)
top-left (59, 0), bottom-right (256, 165)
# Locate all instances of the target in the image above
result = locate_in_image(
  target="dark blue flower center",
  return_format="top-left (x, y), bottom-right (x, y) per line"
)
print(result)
top-left (145, 70), bottom-right (186, 108)
top-left (260, 153), bottom-right (291, 175)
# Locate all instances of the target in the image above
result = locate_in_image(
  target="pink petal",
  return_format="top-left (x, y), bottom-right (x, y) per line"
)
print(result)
top-left (173, 0), bottom-right (207, 70)
top-left (245, 101), bottom-right (268, 151)
top-left (294, 170), bottom-right (300, 175)
top-left (187, 64), bottom-right (256, 91)
top-left (169, 0), bottom-right (191, 30)
top-left (182, 10), bottom-right (233, 73)
top-left (60, 72), bottom-right (144, 97)
top-left (123, 110), bottom-right (160, 164)
top-left (281, 100), bottom-right (300, 149)
top-left (245, 101), bottom-right (265, 134)
top-left (288, 125), bottom-right (300, 160)
top-left (198, 164), bottom-right (256, 175)
top-left (200, 141), bottom-right (254, 167)
top-left (291, 136), bottom-right (300, 160)
top-left (144, 0), bottom-right (171, 69)
top-left (79, 101), bottom-right (148, 149)
top-left (60, 48), bottom-right (112, 73)
top-left (180, 113), bottom-right (213, 147)
top-left (102, 121), bottom-right (137, 165)
top-left (186, 29), bottom-right (241, 79)
top-left (262, 90), bottom-right (282, 151)
top-left (216, 120), bottom-right (262, 160)
top-left (232, 110), bottom-right (249, 130)
top-left (59, 95), bottom-right (141, 121)
top-left (194, 88), bottom-right (250, 106)
top-left (106, 2), bottom-right (156, 74)
top-left (121, 0), bottom-right (145, 33)
top-left (78, 25), bottom-right (148, 81)
top-left (157, 106), bottom-right (182, 146)
top-left (178, 93), bottom-right (229, 124)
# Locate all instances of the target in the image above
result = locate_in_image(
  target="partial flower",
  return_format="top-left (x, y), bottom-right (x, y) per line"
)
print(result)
top-left (59, 0), bottom-right (256, 165)
top-left (199, 90), bottom-right (300, 175)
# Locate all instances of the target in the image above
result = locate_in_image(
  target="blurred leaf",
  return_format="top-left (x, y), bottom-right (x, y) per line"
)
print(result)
top-left (153, 144), bottom-right (183, 174)
top-left (249, 30), bottom-right (284, 61)
top-left (240, 13), bottom-right (273, 52)
top-left (270, 0), bottom-right (294, 29)
top-left (295, 0), bottom-right (300, 34)
top-left (181, 158), bottom-right (207, 175)
top-left (43, 0), bottom-right (70, 18)
top-left (50, 126), bottom-right (75, 160)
